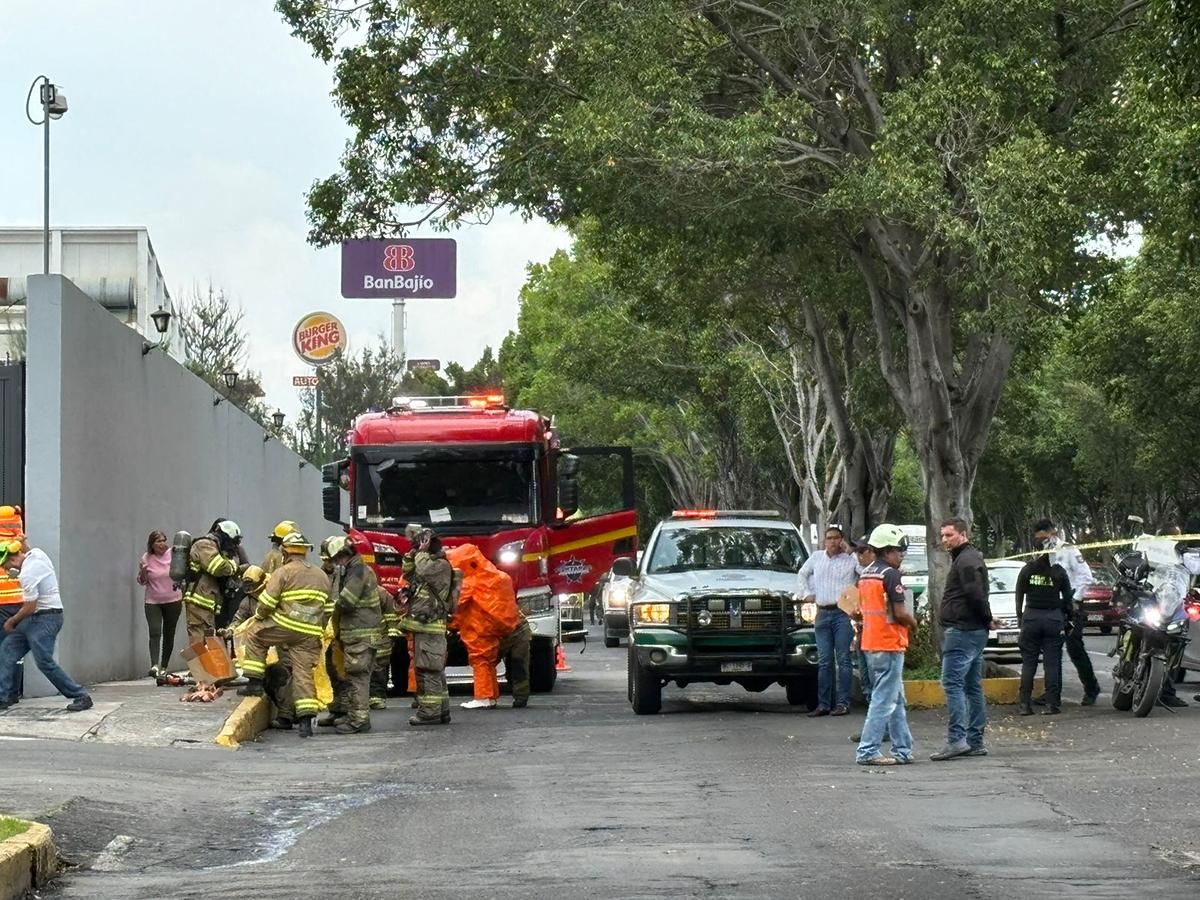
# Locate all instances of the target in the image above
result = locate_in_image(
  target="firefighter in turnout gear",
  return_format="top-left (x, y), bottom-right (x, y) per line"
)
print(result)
top-left (184, 521), bottom-right (242, 645)
top-left (370, 585), bottom-right (399, 709)
top-left (399, 527), bottom-right (454, 726)
top-left (263, 520), bottom-right (299, 575)
top-left (238, 532), bottom-right (333, 738)
top-left (319, 536), bottom-right (382, 734)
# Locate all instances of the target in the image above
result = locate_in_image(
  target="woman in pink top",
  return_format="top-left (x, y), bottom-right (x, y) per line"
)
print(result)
top-left (138, 531), bottom-right (182, 676)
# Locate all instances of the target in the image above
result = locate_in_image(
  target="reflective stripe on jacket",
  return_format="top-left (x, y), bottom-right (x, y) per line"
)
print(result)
top-left (258, 557), bottom-right (333, 637)
top-left (185, 536), bottom-right (237, 610)
top-left (335, 556), bottom-right (382, 643)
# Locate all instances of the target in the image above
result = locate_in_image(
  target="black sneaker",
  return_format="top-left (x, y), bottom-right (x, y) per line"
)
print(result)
top-left (963, 746), bottom-right (989, 757)
top-left (1032, 694), bottom-right (1046, 706)
top-left (65, 695), bottom-right (93, 713)
top-left (1042, 706), bottom-right (1061, 715)
top-left (1161, 695), bottom-right (1188, 708)
top-left (1081, 688), bottom-right (1101, 706)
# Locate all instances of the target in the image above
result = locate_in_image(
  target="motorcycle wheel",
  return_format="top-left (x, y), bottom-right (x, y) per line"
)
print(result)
top-left (1111, 679), bottom-right (1134, 711)
top-left (1132, 656), bottom-right (1166, 718)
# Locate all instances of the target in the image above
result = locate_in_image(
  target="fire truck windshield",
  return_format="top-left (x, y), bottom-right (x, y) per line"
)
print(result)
top-left (353, 445), bottom-right (539, 530)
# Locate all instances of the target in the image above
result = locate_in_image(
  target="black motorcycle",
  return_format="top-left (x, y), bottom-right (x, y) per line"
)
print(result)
top-left (1109, 551), bottom-right (1196, 717)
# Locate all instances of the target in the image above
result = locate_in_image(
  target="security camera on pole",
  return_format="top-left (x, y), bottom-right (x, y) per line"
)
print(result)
top-left (292, 311), bottom-right (348, 460)
top-left (339, 238), bottom-right (457, 364)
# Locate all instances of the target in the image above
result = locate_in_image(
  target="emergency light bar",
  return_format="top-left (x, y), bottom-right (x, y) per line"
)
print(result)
top-left (670, 510), bottom-right (786, 520)
top-left (388, 394), bottom-right (508, 412)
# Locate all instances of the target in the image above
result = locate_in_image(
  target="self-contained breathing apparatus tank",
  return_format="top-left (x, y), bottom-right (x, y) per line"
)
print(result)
top-left (169, 530), bottom-right (193, 585)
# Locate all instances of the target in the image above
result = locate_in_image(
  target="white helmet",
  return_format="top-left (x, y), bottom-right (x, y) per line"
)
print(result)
top-left (215, 520), bottom-right (242, 541)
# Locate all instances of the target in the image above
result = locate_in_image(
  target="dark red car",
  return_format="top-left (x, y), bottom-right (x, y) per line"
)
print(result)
top-left (1078, 564), bottom-right (1120, 634)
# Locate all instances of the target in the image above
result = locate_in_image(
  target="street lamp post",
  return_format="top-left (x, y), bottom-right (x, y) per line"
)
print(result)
top-left (25, 76), bottom-right (69, 274)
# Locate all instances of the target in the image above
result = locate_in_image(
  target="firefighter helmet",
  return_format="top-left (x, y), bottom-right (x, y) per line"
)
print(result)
top-left (241, 564), bottom-right (267, 595)
top-left (281, 532), bottom-right (312, 554)
top-left (270, 520), bottom-right (299, 543)
top-left (867, 524), bottom-right (909, 552)
top-left (325, 535), bottom-right (352, 559)
top-left (215, 520), bottom-right (242, 542)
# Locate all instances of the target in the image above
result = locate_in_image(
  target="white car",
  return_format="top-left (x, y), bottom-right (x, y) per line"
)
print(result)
top-left (600, 551), bottom-right (641, 647)
top-left (985, 560), bottom-right (1023, 662)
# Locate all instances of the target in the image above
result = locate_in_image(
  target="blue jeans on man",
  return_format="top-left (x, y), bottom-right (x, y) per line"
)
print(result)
top-left (0, 613), bottom-right (88, 703)
top-left (940, 627), bottom-right (989, 751)
top-left (856, 651), bottom-right (913, 763)
top-left (814, 606), bottom-right (853, 710)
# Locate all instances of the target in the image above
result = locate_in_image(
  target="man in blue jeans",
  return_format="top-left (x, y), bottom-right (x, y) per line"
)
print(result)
top-left (797, 526), bottom-right (860, 716)
top-left (0, 538), bottom-right (92, 712)
top-left (931, 518), bottom-right (999, 761)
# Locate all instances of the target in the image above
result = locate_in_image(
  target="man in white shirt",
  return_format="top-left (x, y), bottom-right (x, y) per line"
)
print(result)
top-left (0, 537), bottom-right (92, 712)
top-left (798, 525), bottom-right (860, 716)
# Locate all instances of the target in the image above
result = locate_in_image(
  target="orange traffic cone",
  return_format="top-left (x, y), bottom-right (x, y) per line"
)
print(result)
top-left (555, 643), bottom-right (571, 672)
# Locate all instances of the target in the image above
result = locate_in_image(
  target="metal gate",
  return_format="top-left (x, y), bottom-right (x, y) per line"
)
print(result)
top-left (0, 362), bottom-right (24, 508)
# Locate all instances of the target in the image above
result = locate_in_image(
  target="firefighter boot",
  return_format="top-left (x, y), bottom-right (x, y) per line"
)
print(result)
top-left (237, 679), bottom-right (265, 697)
top-left (335, 720), bottom-right (371, 735)
top-left (298, 716), bottom-right (314, 739)
top-left (269, 717), bottom-right (294, 730)
top-left (318, 712), bottom-right (346, 727)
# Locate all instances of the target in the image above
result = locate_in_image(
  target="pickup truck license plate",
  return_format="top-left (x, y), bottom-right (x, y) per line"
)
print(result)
top-left (720, 661), bottom-right (753, 673)
top-left (997, 632), bottom-right (1018, 645)
top-left (1087, 613), bottom-right (1103, 623)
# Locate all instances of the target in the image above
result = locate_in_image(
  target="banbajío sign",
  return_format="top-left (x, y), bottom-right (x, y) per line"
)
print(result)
top-left (340, 238), bottom-right (457, 299)
top-left (292, 312), bottom-right (348, 367)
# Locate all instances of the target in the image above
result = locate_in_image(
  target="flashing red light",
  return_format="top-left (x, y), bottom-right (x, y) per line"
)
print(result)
top-left (672, 509), bottom-right (718, 519)
top-left (467, 394), bottom-right (506, 409)
top-left (1185, 600), bottom-right (1200, 622)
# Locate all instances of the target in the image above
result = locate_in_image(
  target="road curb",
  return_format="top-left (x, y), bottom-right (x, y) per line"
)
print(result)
top-left (215, 695), bottom-right (270, 748)
top-left (905, 676), bottom-right (1045, 709)
top-left (0, 820), bottom-right (59, 899)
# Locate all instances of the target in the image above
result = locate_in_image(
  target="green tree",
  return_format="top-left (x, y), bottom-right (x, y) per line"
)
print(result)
top-left (178, 283), bottom-right (268, 422)
top-left (280, 0), bottom-right (1146, 610)
top-left (293, 338), bottom-right (406, 462)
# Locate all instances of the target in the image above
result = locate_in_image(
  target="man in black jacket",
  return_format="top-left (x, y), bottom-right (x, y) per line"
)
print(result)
top-left (1014, 552), bottom-right (1073, 715)
top-left (931, 518), bottom-right (1001, 761)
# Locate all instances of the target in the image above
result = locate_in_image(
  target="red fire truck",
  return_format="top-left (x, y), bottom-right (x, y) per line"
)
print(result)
top-left (321, 394), bottom-right (637, 692)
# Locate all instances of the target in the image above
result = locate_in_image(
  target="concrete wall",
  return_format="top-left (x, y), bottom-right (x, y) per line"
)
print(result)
top-left (23, 275), bottom-right (325, 694)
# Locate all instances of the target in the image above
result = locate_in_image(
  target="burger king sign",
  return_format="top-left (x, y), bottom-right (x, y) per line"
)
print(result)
top-left (293, 312), bottom-right (348, 367)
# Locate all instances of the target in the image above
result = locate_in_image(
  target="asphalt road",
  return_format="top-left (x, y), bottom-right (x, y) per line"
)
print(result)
top-left (5, 627), bottom-right (1200, 899)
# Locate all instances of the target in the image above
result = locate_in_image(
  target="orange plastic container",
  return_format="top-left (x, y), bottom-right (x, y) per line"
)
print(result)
top-left (181, 637), bottom-right (235, 684)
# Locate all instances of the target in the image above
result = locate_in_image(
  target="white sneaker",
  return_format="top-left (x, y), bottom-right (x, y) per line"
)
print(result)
top-left (460, 699), bottom-right (497, 710)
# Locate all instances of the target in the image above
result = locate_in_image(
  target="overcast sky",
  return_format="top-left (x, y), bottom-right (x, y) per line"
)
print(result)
top-left (0, 1), bottom-right (569, 418)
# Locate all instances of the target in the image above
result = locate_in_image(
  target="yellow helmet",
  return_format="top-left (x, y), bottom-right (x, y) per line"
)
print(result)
top-left (281, 532), bottom-right (312, 554)
top-left (271, 520), bottom-right (300, 543)
top-left (241, 564), bottom-right (267, 594)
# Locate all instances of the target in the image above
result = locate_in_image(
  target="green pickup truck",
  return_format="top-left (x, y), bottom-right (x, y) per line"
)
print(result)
top-left (616, 511), bottom-right (819, 715)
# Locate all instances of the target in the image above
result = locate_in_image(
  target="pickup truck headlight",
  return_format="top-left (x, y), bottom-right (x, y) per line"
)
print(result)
top-left (632, 603), bottom-right (673, 625)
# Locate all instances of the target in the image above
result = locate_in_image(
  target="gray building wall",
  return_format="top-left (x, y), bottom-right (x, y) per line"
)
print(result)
top-left (23, 275), bottom-right (326, 695)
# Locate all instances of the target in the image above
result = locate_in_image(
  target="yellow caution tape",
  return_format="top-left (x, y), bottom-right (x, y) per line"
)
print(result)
top-left (987, 533), bottom-right (1200, 564)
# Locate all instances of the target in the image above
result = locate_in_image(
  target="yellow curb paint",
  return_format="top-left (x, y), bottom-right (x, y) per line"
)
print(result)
top-left (215, 696), bottom-right (271, 749)
top-left (0, 821), bottom-right (58, 900)
top-left (904, 676), bottom-right (1045, 709)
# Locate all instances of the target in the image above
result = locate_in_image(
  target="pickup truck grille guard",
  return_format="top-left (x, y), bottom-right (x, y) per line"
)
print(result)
top-left (677, 589), bottom-right (796, 669)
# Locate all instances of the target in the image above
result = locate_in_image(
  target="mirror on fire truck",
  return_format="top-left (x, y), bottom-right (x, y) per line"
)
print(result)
top-left (322, 458), bottom-right (349, 526)
top-left (557, 453), bottom-right (580, 516)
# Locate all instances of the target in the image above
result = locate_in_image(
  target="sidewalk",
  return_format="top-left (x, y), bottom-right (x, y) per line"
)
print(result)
top-left (0, 678), bottom-right (240, 746)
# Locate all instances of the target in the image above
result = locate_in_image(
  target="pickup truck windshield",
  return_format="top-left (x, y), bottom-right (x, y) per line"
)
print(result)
top-left (353, 446), bottom-right (538, 529)
top-left (648, 526), bottom-right (807, 574)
